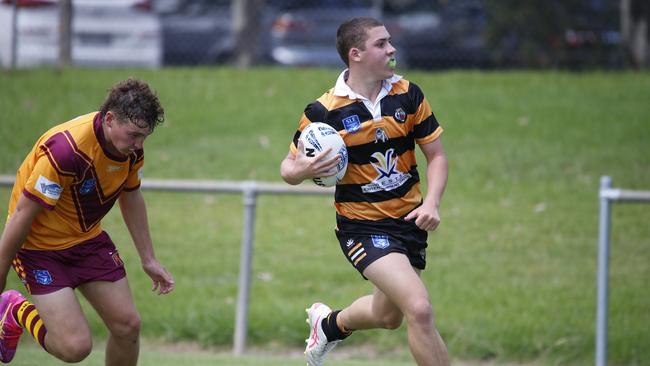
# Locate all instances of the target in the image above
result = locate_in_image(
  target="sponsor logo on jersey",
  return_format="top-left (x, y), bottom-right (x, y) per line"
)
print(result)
top-left (107, 165), bottom-right (123, 172)
top-left (79, 178), bottom-right (96, 195)
top-left (35, 175), bottom-right (63, 199)
top-left (374, 128), bottom-right (388, 143)
top-left (33, 269), bottom-right (53, 285)
top-left (394, 107), bottom-right (406, 122)
top-left (371, 235), bottom-right (390, 249)
top-left (137, 168), bottom-right (143, 180)
top-left (342, 115), bottom-right (361, 133)
top-left (361, 148), bottom-right (412, 193)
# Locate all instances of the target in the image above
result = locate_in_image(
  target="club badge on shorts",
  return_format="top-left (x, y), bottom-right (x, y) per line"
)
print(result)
top-left (33, 269), bottom-right (53, 285)
top-left (371, 235), bottom-right (390, 249)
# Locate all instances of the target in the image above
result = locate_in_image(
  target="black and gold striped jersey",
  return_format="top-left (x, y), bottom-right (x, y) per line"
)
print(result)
top-left (290, 77), bottom-right (442, 221)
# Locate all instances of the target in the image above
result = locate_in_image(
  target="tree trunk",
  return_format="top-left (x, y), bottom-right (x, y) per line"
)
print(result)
top-left (58, 0), bottom-right (73, 68)
top-left (232, 0), bottom-right (264, 68)
top-left (621, 0), bottom-right (649, 68)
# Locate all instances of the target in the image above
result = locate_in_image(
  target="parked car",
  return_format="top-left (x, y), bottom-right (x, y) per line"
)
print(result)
top-left (383, 0), bottom-right (446, 69)
top-left (156, 0), bottom-right (277, 66)
top-left (380, 0), bottom-right (496, 70)
top-left (268, 0), bottom-right (378, 67)
top-left (0, 0), bottom-right (161, 68)
top-left (156, 0), bottom-right (233, 65)
top-left (267, 0), bottom-right (487, 69)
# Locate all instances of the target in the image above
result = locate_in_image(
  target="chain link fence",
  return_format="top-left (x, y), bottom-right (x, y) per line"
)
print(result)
top-left (1, 0), bottom-right (645, 70)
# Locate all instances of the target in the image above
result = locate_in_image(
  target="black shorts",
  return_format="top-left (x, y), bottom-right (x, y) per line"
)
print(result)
top-left (335, 214), bottom-right (428, 278)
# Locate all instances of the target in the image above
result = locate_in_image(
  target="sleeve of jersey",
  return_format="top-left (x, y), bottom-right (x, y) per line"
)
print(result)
top-left (289, 101), bottom-right (326, 154)
top-left (410, 84), bottom-right (443, 145)
top-left (124, 154), bottom-right (144, 191)
top-left (23, 155), bottom-right (70, 210)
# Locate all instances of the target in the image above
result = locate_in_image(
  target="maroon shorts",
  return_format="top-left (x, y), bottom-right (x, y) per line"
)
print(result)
top-left (12, 231), bottom-right (127, 295)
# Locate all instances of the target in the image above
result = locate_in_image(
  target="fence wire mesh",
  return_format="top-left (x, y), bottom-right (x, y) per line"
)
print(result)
top-left (0, 0), bottom-right (640, 70)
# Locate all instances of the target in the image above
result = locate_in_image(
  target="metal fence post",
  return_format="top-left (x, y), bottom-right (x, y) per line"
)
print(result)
top-left (0, 175), bottom-right (331, 356)
top-left (596, 176), bottom-right (612, 366)
top-left (233, 181), bottom-right (257, 356)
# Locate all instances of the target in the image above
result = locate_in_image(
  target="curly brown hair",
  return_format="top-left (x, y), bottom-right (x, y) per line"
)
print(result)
top-left (99, 78), bottom-right (164, 131)
top-left (336, 17), bottom-right (384, 66)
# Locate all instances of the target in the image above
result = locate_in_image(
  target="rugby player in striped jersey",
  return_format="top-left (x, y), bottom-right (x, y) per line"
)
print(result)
top-left (281, 17), bottom-right (450, 366)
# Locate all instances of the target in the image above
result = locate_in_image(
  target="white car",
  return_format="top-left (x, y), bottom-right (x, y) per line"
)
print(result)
top-left (0, 0), bottom-right (161, 68)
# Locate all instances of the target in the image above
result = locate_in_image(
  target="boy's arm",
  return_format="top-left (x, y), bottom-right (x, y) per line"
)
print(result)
top-left (0, 195), bottom-right (42, 292)
top-left (118, 189), bottom-right (174, 295)
top-left (280, 140), bottom-right (340, 185)
top-left (404, 138), bottom-right (448, 231)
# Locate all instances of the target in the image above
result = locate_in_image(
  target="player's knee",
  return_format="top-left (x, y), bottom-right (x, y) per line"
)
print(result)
top-left (56, 337), bottom-right (92, 362)
top-left (110, 311), bottom-right (142, 339)
top-left (405, 298), bottom-right (433, 326)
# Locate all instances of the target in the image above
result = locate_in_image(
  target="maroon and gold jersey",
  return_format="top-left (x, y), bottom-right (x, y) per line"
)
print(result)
top-left (7, 112), bottom-right (143, 250)
top-left (290, 77), bottom-right (442, 221)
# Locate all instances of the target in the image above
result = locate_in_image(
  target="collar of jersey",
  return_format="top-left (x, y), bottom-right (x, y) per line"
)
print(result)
top-left (333, 69), bottom-right (402, 101)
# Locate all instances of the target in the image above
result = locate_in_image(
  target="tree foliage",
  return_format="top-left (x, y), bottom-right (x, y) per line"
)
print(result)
top-left (484, 0), bottom-right (620, 68)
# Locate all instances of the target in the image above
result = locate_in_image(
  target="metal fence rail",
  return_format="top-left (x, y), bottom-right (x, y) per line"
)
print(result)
top-left (596, 176), bottom-right (650, 366)
top-left (0, 175), bottom-right (333, 356)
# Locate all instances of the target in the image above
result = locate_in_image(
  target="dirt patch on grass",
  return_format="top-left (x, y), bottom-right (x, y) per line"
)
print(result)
top-left (140, 340), bottom-right (537, 365)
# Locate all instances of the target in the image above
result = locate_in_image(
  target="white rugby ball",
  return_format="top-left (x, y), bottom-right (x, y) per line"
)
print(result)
top-left (299, 122), bottom-right (348, 187)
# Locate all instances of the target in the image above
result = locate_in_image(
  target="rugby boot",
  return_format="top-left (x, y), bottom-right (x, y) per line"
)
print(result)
top-left (0, 290), bottom-right (26, 363)
top-left (305, 302), bottom-right (340, 366)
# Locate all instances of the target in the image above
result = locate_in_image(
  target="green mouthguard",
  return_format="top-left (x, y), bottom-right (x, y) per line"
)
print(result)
top-left (388, 59), bottom-right (397, 68)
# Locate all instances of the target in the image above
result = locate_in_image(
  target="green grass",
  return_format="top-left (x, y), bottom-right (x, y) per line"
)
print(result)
top-left (1, 68), bottom-right (649, 365)
top-left (10, 341), bottom-right (418, 366)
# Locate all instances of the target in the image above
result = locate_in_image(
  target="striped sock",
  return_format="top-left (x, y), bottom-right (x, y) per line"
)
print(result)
top-left (13, 300), bottom-right (47, 351)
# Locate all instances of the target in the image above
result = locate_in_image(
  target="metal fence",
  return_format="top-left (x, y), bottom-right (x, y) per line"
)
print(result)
top-left (1, 0), bottom-right (632, 70)
top-left (3, 175), bottom-right (650, 360)
top-left (596, 176), bottom-right (650, 366)
top-left (0, 175), bottom-right (333, 355)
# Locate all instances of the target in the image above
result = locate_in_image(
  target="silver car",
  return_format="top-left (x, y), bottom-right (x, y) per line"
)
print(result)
top-left (268, 0), bottom-right (374, 67)
top-left (0, 0), bottom-right (161, 68)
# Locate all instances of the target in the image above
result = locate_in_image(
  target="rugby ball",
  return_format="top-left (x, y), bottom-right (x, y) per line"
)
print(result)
top-left (299, 122), bottom-right (348, 187)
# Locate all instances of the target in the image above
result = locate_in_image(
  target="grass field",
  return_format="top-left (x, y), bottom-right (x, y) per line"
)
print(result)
top-left (0, 67), bottom-right (649, 365)
top-left (10, 341), bottom-right (420, 366)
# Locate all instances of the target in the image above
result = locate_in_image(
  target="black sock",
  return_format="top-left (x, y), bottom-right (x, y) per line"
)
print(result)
top-left (321, 310), bottom-right (351, 341)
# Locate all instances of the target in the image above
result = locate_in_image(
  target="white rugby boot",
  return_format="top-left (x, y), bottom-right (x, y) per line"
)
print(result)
top-left (304, 302), bottom-right (340, 366)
